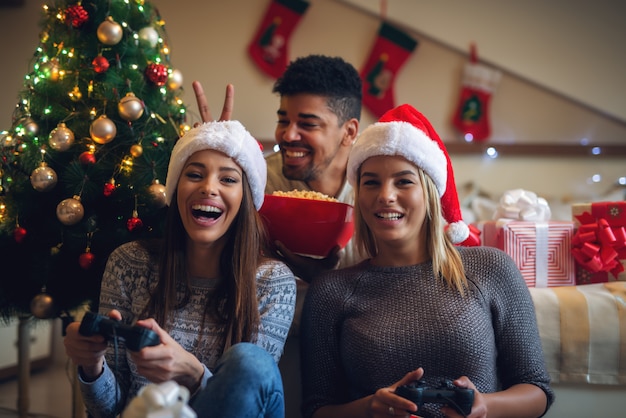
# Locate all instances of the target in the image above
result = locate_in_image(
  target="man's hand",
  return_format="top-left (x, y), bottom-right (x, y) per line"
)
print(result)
top-left (273, 241), bottom-right (341, 283)
top-left (192, 81), bottom-right (234, 124)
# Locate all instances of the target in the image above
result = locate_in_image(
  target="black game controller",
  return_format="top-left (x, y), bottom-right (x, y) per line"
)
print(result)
top-left (79, 311), bottom-right (160, 351)
top-left (395, 379), bottom-right (474, 416)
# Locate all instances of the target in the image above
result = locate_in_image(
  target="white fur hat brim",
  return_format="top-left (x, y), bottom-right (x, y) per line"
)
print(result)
top-left (347, 121), bottom-right (447, 196)
top-left (165, 121), bottom-right (267, 210)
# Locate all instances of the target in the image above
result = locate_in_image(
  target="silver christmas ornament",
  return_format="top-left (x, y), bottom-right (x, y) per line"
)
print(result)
top-left (149, 180), bottom-right (167, 208)
top-left (118, 93), bottom-right (144, 121)
top-left (56, 196), bottom-right (84, 226)
top-left (168, 69), bottom-right (183, 90)
top-left (31, 293), bottom-right (55, 319)
top-left (138, 26), bottom-right (159, 48)
top-left (30, 162), bottom-right (58, 192)
top-left (48, 123), bottom-right (75, 151)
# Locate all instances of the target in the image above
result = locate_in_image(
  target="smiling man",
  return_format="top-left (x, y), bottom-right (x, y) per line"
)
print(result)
top-left (266, 55), bottom-right (363, 274)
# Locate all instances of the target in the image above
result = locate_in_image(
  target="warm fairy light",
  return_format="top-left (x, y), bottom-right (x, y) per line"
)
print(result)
top-left (121, 157), bottom-right (134, 172)
top-left (131, 64), bottom-right (138, 70)
top-left (89, 108), bottom-right (97, 118)
top-left (175, 98), bottom-right (183, 105)
top-left (162, 45), bottom-right (169, 55)
top-left (56, 12), bottom-right (63, 21)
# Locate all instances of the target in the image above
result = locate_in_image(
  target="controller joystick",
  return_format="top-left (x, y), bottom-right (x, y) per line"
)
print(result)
top-left (79, 311), bottom-right (160, 351)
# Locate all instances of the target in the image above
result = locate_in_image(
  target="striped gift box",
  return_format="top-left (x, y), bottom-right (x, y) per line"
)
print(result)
top-left (530, 282), bottom-right (626, 385)
top-left (475, 220), bottom-right (576, 287)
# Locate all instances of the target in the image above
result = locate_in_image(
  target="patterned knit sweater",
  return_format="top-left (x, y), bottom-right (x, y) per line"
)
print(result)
top-left (300, 246), bottom-right (554, 418)
top-left (79, 241), bottom-right (297, 418)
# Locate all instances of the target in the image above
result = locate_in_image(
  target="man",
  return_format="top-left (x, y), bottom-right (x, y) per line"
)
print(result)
top-left (193, 55), bottom-right (363, 281)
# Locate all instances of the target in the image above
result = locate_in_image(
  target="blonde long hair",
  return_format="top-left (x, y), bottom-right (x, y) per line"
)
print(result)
top-left (354, 166), bottom-right (467, 294)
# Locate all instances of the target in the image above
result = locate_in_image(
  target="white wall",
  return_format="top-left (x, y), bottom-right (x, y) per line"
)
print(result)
top-left (1, 0), bottom-right (624, 214)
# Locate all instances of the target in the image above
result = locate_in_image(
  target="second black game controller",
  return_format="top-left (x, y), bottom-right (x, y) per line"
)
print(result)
top-left (395, 379), bottom-right (474, 416)
top-left (79, 311), bottom-right (160, 351)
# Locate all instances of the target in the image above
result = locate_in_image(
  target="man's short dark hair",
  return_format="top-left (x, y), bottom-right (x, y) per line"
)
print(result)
top-left (272, 55), bottom-right (362, 124)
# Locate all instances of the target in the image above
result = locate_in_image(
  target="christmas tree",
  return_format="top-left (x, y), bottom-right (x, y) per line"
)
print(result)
top-left (0, 0), bottom-right (188, 322)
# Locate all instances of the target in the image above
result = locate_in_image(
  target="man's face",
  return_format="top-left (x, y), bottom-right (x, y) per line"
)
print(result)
top-left (274, 94), bottom-right (346, 183)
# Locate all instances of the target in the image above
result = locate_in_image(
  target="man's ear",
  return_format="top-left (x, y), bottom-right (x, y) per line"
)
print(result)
top-left (341, 118), bottom-right (359, 146)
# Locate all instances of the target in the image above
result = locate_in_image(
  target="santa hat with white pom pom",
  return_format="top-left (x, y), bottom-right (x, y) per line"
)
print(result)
top-left (347, 103), bottom-right (472, 245)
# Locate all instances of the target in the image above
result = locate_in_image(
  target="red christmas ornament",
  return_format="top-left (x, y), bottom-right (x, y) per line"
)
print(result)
top-left (14, 226), bottom-right (27, 243)
top-left (65, 4), bottom-right (89, 28)
top-left (127, 215), bottom-right (144, 232)
top-left (145, 63), bottom-right (168, 86)
top-left (103, 179), bottom-right (116, 197)
top-left (78, 251), bottom-right (96, 270)
top-left (79, 151), bottom-right (96, 165)
top-left (92, 56), bottom-right (110, 73)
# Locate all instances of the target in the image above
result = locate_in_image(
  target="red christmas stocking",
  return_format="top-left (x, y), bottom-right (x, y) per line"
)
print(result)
top-left (451, 60), bottom-right (501, 142)
top-left (361, 22), bottom-right (418, 118)
top-left (247, 0), bottom-right (310, 79)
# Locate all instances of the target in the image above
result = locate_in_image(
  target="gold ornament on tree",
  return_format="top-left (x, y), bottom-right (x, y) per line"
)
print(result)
top-left (130, 143), bottom-right (143, 158)
top-left (90, 115), bottom-right (117, 144)
top-left (30, 162), bottom-right (58, 192)
top-left (56, 195), bottom-right (84, 226)
top-left (97, 16), bottom-right (123, 45)
top-left (48, 122), bottom-right (75, 151)
top-left (30, 291), bottom-right (55, 319)
top-left (148, 179), bottom-right (167, 208)
top-left (118, 92), bottom-right (144, 121)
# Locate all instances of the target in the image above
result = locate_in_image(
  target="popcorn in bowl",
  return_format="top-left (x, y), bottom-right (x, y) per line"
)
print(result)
top-left (271, 189), bottom-right (338, 202)
top-left (260, 190), bottom-right (354, 257)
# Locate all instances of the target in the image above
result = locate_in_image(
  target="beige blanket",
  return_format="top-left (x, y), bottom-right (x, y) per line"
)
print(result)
top-left (530, 282), bottom-right (626, 385)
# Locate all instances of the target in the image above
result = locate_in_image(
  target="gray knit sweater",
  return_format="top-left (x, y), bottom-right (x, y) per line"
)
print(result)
top-left (79, 241), bottom-right (297, 418)
top-left (300, 246), bottom-right (554, 418)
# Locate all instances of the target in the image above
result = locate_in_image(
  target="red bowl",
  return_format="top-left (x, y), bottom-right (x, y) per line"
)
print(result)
top-left (259, 194), bottom-right (354, 257)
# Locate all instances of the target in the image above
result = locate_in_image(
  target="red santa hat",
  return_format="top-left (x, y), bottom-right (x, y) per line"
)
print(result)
top-left (347, 104), bottom-right (471, 245)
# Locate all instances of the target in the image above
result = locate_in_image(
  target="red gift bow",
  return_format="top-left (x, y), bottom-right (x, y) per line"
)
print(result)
top-left (572, 215), bottom-right (626, 279)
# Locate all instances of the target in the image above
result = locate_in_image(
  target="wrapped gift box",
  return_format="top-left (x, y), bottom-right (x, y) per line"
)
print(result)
top-left (571, 201), bottom-right (626, 284)
top-left (474, 220), bottom-right (576, 287)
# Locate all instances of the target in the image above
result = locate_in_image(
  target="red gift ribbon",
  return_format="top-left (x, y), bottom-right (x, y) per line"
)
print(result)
top-left (572, 217), bottom-right (626, 279)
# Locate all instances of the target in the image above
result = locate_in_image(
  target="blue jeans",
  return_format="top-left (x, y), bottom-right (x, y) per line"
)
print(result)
top-left (190, 343), bottom-right (285, 418)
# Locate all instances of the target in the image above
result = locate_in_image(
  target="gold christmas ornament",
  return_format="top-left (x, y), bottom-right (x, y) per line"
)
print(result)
top-left (30, 162), bottom-right (58, 192)
top-left (148, 179), bottom-right (167, 208)
top-left (56, 195), bottom-right (84, 226)
top-left (130, 143), bottom-right (143, 157)
top-left (118, 92), bottom-right (144, 121)
top-left (168, 68), bottom-right (183, 90)
top-left (97, 17), bottom-right (123, 45)
top-left (90, 115), bottom-right (117, 144)
top-left (138, 26), bottom-right (159, 48)
top-left (30, 292), bottom-right (56, 319)
top-left (49, 122), bottom-right (75, 151)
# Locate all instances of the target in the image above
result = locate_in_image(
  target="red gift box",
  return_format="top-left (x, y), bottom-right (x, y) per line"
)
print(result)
top-left (474, 220), bottom-right (576, 288)
top-left (572, 202), bottom-right (626, 284)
